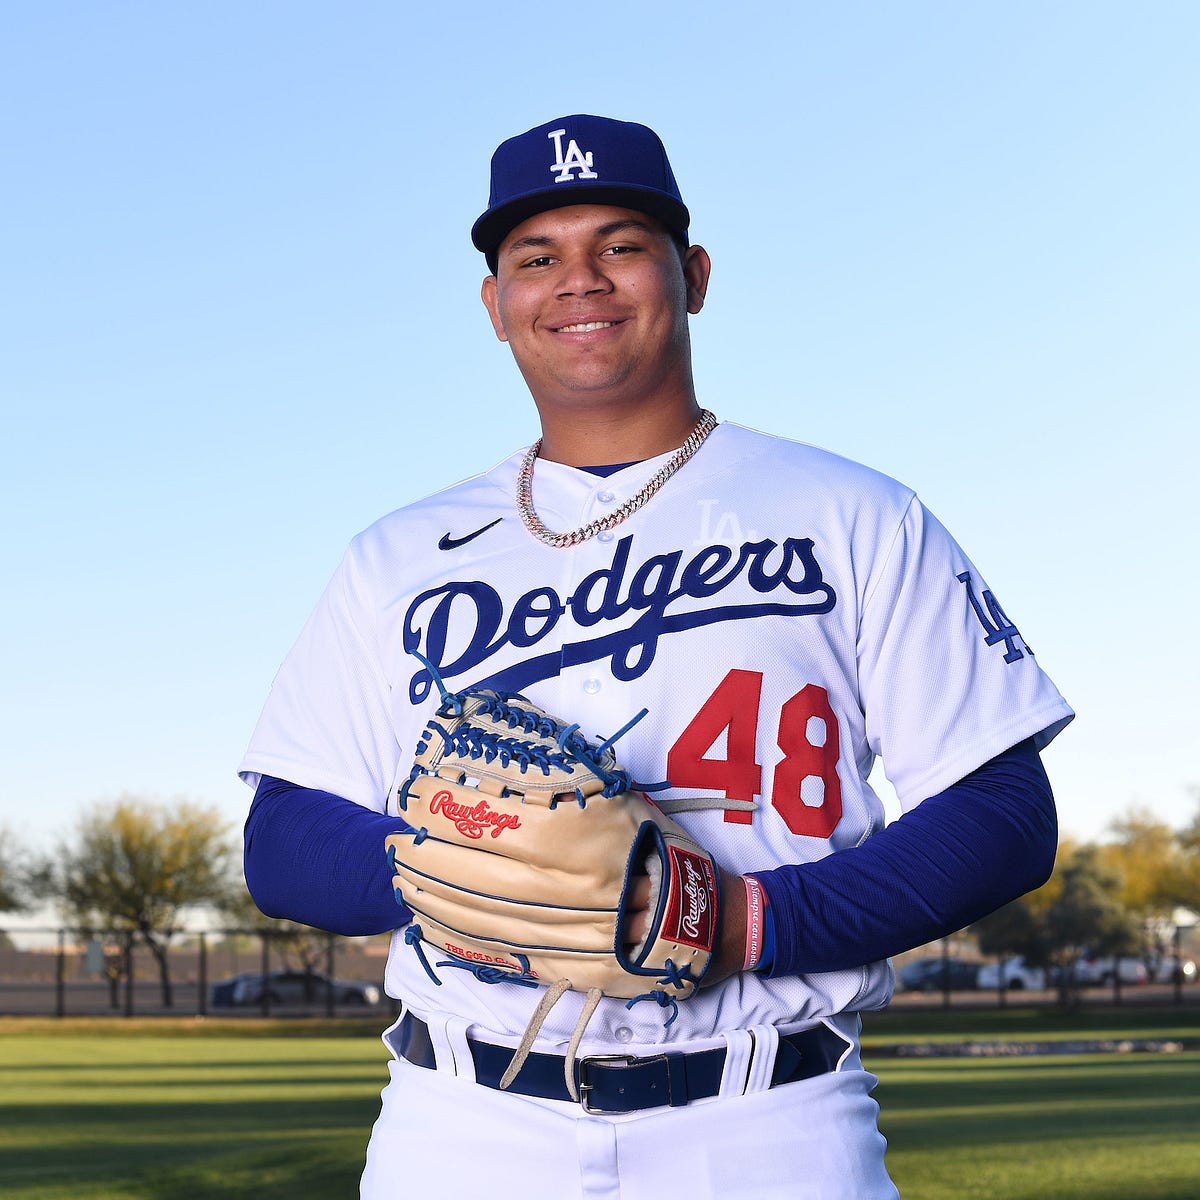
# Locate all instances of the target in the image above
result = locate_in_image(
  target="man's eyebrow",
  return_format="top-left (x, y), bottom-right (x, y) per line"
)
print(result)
top-left (503, 218), bottom-right (657, 257)
top-left (504, 233), bottom-right (555, 255)
top-left (595, 218), bottom-right (656, 237)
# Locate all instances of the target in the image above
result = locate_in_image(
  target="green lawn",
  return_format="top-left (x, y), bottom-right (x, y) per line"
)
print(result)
top-left (1, 1013), bottom-right (1197, 1199)
top-left (0, 1022), bottom-right (384, 1198)
top-left (865, 1005), bottom-right (1200, 1199)
top-left (874, 1052), bottom-right (1200, 1199)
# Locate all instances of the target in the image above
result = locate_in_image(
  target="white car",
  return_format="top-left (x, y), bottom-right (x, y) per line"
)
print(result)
top-left (1068, 955), bottom-right (1147, 987)
top-left (976, 956), bottom-right (1047, 991)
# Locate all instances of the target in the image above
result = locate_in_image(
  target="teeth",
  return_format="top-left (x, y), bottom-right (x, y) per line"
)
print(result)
top-left (558, 321), bottom-right (613, 333)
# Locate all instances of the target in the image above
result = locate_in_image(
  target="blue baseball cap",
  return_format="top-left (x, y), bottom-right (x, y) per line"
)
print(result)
top-left (472, 115), bottom-right (690, 270)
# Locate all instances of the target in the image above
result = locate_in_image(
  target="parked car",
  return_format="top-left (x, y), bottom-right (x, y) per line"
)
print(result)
top-left (1151, 956), bottom-right (1197, 984)
top-left (976, 956), bottom-right (1046, 991)
top-left (211, 970), bottom-right (382, 1007)
top-left (210, 972), bottom-right (261, 1007)
top-left (898, 957), bottom-right (981, 992)
top-left (1064, 955), bottom-right (1148, 987)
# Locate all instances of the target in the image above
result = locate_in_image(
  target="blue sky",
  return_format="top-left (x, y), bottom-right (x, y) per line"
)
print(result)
top-left (3, 2), bottom-right (1198, 869)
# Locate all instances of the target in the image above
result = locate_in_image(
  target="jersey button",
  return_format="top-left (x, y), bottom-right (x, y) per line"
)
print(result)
top-left (583, 678), bottom-right (602, 695)
top-left (597, 530), bottom-right (614, 543)
top-left (614, 1026), bottom-right (633, 1044)
top-left (596, 489), bottom-right (616, 504)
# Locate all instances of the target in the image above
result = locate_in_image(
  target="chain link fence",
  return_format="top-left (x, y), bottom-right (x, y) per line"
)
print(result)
top-left (0, 927), bottom-right (399, 1019)
top-left (2, 928), bottom-right (1195, 1018)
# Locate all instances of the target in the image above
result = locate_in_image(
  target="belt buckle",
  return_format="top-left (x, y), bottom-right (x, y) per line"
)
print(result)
top-left (576, 1053), bottom-right (667, 1114)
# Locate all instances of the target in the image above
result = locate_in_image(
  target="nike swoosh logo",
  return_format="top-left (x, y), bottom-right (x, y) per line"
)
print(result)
top-left (438, 518), bottom-right (503, 551)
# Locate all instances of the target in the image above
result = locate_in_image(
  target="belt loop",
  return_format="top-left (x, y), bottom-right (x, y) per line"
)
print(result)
top-left (717, 1029), bottom-right (755, 1098)
top-left (443, 1016), bottom-right (476, 1081)
top-left (666, 1052), bottom-right (688, 1107)
top-left (744, 1024), bottom-right (780, 1095)
top-left (822, 1015), bottom-right (860, 1073)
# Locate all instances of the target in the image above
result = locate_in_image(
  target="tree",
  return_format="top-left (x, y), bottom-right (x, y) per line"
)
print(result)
top-left (1180, 790), bottom-right (1200, 853)
top-left (970, 838), bottom-right (1071, 969)
top-left (972, 842), bottom-right (1140, 1006)
top-left (0, 829), bottom-right (27, 912)
top-left (1101, 808), bottom-right (1196, 959)
top-left (1173, 793), bottom-right (1200, 914)
top-left (1043, 845), bottom-right (1141, 1005)
top-left (972, 893), bottom-right (1051, 967)
top-left (219, 880), bottom-right (336, 990)
top-left (50, 797), bottom-right (239, 1006)
top-left (0, 826), bottom-right (44, 912)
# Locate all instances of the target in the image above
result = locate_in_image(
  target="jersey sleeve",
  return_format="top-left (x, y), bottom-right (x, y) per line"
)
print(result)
top-left (857, 495), bottom-right (1073, 808)
top-left (238, 541), bottom-right (401, 812)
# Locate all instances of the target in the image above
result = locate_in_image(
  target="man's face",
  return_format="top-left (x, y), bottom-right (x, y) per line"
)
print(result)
top-left (481, 204), bottom-right (709, 414)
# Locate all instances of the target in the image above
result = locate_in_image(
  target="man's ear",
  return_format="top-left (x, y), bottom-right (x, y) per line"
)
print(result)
top-left (481, 276), bottom-right (508, 342)
top-left (682, 245), bottom-right (711, 315)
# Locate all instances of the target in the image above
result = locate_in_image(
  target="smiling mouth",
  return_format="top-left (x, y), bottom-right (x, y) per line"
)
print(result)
top-left (555, 321), bottom-right (616, 333)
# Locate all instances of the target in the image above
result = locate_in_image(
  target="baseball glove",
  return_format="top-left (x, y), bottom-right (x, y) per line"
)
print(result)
top-left (385, 675), bottom-right (752, 1098)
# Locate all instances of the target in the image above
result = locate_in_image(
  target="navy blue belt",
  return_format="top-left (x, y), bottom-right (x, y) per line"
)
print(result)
top-left (394, 1012), bottom-right (848, 1114)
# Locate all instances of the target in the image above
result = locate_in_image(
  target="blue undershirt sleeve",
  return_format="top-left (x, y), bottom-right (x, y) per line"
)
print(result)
top-left (243, 776), bottom-right (412, 937)
top-left (753, 738), bottom-right (1056, 977)
top-left (245, 743), bottom-right (1054, 969)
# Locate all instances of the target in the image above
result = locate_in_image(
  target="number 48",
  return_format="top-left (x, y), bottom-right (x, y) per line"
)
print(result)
top-left (666, 669), bottom-right (843, 838)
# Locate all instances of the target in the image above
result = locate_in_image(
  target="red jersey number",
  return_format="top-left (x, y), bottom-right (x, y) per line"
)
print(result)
top-left (667, 669), bottom-right (843, 837)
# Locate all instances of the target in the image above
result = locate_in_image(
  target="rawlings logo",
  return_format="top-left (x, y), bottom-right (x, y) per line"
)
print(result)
top-left (405, 532), bottom-right (836, 700)
top-left (665, 847), bottom-right (716, 951)
top-left (429, 791), bottom-right (521, 840)
top-left (679, 857), bottom-right (710, 941)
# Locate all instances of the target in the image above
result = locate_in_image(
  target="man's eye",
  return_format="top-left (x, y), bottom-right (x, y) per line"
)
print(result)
top-left (602, 244), bottom-right (638, 256)
top-left (522, 255), bottom-right (556, 268)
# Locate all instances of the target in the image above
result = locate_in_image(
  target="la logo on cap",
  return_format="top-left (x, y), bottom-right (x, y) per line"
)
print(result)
top-left (548, 128), bottom-right (598, 183)
top-left (470, 115), bottom-right (690, 265)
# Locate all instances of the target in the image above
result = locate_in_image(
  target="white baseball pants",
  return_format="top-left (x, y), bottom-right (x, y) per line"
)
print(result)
top-left (359, 1012), bottom-right (899, 1199)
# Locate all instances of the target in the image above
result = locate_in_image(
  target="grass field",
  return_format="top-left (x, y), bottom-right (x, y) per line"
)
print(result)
top-left (1, 1011), bottom-right (1197, 1198)
top-left (1, 1019), bottom-right (384, 1199)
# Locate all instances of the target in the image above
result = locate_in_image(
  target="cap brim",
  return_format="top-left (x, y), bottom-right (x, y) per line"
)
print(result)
top-left (472, 184), bottom-right (690, 261)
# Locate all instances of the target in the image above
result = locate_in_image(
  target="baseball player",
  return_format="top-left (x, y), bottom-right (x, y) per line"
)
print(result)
top-left (239, 115), bottom-right (1073, 1199)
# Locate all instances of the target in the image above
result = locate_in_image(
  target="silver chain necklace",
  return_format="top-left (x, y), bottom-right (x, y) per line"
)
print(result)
top-left (516, 409), bottom-right (718, 548)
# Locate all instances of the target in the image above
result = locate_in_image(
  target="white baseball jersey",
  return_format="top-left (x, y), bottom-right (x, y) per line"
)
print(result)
top-left (240, 420), bottom-right (1073, 1056)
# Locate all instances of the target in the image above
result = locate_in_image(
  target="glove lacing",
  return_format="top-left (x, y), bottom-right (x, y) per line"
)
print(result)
top-left (498, 979), bottom-right (603, 1100)
top-left (396, 651), bottom-right (757, 1101)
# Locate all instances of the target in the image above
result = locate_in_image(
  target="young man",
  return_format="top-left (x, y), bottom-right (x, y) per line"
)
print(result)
top-left (240, 115), bottom-right (1073, 1198)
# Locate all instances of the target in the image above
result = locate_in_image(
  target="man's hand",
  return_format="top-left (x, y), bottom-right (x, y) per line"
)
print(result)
top-left (622, 867), bottom-right (748, 986)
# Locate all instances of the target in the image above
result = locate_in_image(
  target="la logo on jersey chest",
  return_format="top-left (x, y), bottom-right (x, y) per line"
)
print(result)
top-left (694, 499), bottom-right (760, 547)
top-left (548, 128), bottom-right (598, 183)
